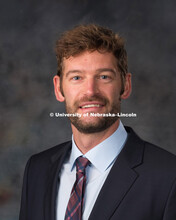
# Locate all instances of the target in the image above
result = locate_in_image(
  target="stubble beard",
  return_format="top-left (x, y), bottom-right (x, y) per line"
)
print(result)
top-left (65, 95), bottom-right (121, 134)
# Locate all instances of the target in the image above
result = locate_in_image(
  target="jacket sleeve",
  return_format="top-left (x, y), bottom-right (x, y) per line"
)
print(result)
top-left (19, 157), bottom-right (32, 220)
top-left (163, 178), bottom-right (176, 220)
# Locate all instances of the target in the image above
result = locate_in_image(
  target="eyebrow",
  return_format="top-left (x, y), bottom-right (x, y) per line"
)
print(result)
top-left (96, 68), bottom-right (117, 75)
top-left (65, 68), bottom-right (117, 77)
top-left (65, 70), bottom-right (83, 78)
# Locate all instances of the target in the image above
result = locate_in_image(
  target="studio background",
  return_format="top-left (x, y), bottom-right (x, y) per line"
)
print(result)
top-left (0, 0), bottom-right (176, 219)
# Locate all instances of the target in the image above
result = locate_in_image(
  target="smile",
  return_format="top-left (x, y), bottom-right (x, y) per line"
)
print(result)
top-left (80, 104), bottom-right (103, 109)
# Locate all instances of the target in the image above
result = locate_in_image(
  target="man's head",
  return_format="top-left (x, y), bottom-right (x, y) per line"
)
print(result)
top-left (53, 24), bottom-right (131, 134)
top-left (55, 24), bottom-right (128, 95)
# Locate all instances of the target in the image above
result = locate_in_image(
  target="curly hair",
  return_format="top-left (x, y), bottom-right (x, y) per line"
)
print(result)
top-left (55, 24), bottom-right (128, 93)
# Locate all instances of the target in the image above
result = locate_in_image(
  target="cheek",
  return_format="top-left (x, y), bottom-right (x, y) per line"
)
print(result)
top-left (108, 89), bottom-right (122, 104)
top-left (64, 89), bottom-right (78, 104)
top-left (104, 85), bottom-right (121, 98)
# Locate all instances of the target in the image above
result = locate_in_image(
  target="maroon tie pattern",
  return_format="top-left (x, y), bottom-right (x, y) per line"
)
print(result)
top-left (64, 156), bottom-right (90, 220)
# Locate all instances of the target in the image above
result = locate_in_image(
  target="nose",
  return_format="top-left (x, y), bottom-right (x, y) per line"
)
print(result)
top-left (84, 78), bottom-right (98, 96)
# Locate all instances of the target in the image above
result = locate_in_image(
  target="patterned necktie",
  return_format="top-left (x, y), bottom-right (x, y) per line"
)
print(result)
top-left (65, 156), bottom-right (90, 220)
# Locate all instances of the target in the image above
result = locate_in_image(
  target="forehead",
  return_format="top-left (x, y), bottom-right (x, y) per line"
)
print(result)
top-left (62, 50), bottom-right (118, 72)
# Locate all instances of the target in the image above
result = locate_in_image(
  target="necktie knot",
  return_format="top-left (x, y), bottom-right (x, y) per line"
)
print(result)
top-left (76, 156), bottom-right (90, 174)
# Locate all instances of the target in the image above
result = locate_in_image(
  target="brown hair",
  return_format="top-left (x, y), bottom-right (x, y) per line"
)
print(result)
top-left (55, 24), bottom-right (128, 93)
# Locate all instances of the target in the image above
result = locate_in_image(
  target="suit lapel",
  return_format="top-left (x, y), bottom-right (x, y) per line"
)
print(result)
top-left (44, 141), bottom-right (72, 220)
top-left (89, 127), bottom-right (145, 220)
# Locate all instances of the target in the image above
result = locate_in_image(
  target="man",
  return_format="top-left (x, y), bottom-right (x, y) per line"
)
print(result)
top-left (20, 24), bottom-right (176, 220)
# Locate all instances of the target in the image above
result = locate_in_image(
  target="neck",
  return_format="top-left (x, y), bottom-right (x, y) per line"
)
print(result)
top-left (71, 119), bottom-right (120, 154)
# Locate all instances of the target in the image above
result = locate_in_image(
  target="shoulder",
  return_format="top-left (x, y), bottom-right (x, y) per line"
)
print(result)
top-left (142, 141), bottom-right (176, 179)
top-left (125, 126), bottom-right (176, 173)
top-left (27, 140), bottom-right (72, 167)
top-left (144, 140), bottom-right (176, 163)
top-left (125, 126), bottom-right (176, 157)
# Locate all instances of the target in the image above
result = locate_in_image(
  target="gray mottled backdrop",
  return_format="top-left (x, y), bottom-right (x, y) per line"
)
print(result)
top-left (0, 0), bottom-right (176, 219)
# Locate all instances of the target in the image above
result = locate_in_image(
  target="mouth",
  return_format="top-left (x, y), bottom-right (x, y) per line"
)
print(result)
top-left (78, 102), bottom-right (105, 114)
top-left (80, 104), bottom-right (103, 109)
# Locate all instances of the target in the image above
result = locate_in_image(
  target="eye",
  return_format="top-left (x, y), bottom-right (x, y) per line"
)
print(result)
top-left (101, 75), bottom-right (108, 79)
top-left (72, 76), bottom-right (80, 80)
top-left (100, 75), bottom-right (110, 80)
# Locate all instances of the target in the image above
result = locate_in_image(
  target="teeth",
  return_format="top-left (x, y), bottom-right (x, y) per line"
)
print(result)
top-left (81, 104), bottom-right (101, 108)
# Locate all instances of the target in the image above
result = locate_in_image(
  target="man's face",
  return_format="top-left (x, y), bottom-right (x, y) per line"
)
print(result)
top-left (54, 50), bottom-right (131, 134)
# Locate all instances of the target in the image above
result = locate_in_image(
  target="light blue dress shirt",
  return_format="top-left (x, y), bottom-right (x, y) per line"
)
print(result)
top-left (56, 121), bottom-right (127, 220)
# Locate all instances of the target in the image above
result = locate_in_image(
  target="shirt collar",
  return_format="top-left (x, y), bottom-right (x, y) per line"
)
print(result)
top-left (69, 121), bottom-right (127, 173)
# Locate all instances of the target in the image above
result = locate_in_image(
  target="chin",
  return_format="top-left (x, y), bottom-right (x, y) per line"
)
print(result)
top-left (70, 117), bottom-right (118, 134)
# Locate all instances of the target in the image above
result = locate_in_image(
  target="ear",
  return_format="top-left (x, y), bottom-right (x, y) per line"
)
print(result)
top-left (53, 75), bottom-right (65, 102)
top-left (121, 73), bottom-right (132, 99)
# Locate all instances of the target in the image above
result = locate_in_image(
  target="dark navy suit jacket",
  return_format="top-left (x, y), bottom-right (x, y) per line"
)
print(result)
top-left (19, 127), bottom-right (176, 220)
